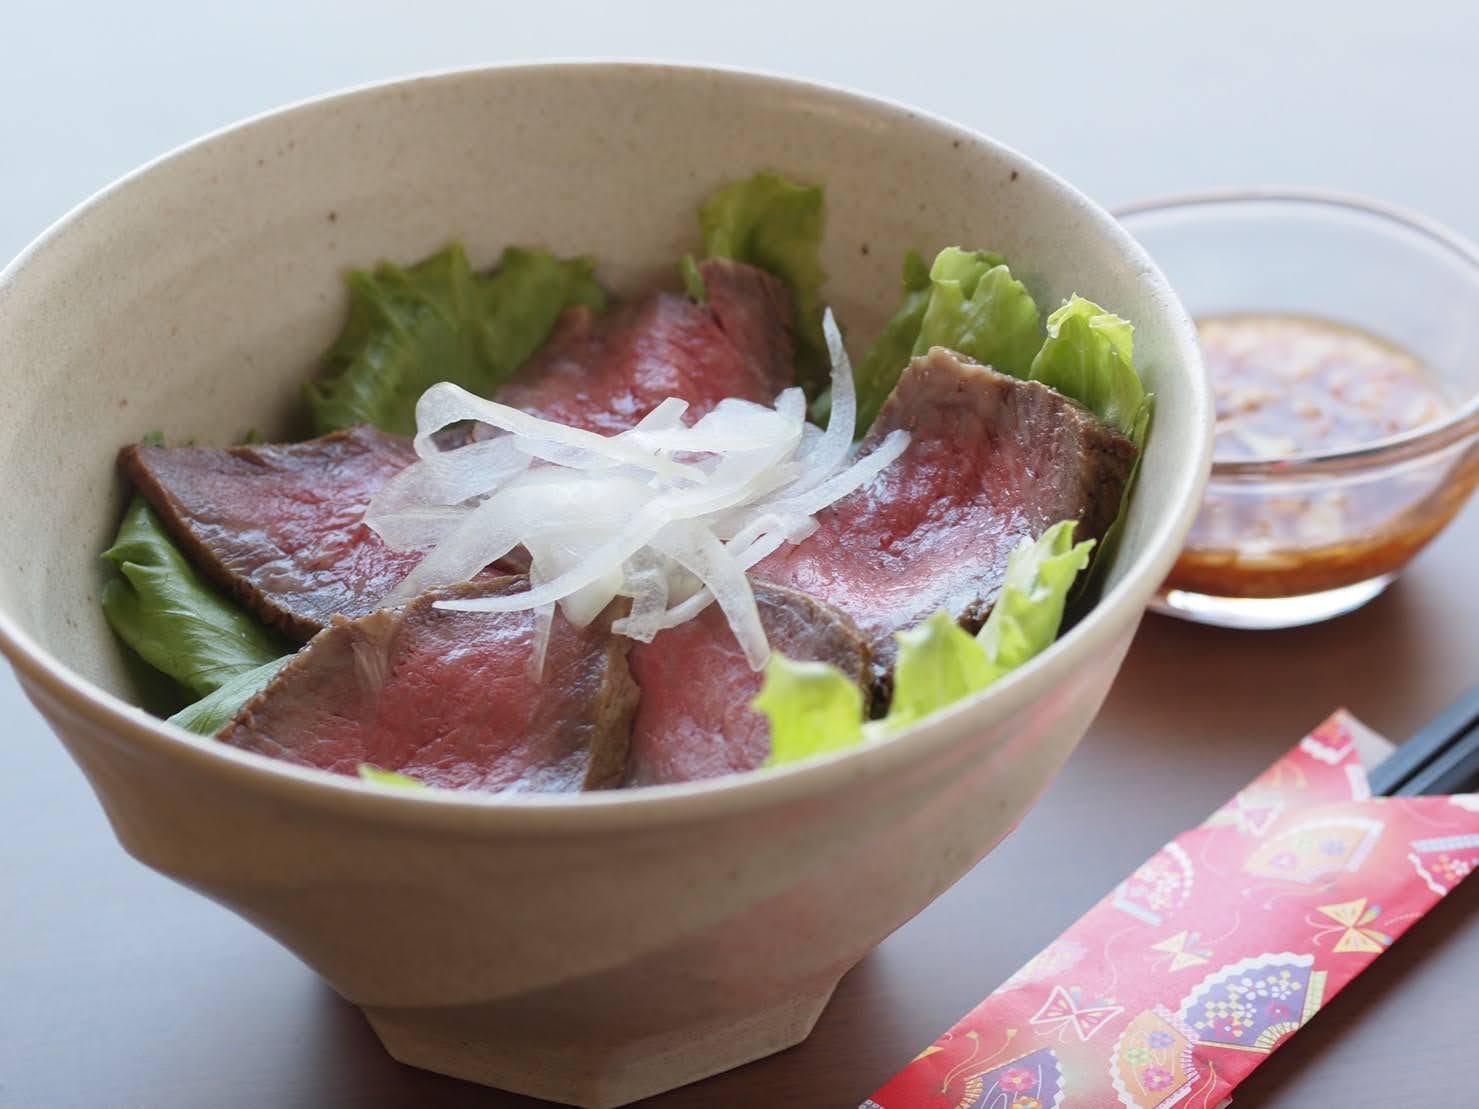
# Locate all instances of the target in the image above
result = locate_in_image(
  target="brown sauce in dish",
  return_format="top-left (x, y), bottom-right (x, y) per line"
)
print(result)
top-left (1203, 315), bottom-right (1449, 461)
top-left (1168, 314), bottom-right (1474, 599)
top-left (1169, 502), bottom-right (1466, 598)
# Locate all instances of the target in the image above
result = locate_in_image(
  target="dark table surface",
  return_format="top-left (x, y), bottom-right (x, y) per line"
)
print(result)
top-left (3, 500), bottom-right (1474, 1108)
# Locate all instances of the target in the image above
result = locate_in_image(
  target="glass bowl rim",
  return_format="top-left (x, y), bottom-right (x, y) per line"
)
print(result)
top-left (1115, 187), bottom-right (1479, 479)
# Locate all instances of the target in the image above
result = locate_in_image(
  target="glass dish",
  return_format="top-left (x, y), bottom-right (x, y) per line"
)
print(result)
top-left (1118, 190), bottom-right (1479, 629)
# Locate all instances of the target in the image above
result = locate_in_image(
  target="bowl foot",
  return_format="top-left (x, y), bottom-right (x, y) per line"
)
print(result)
top-left (363, 978), bottom-right (839, 1107)
top-left (1150, 573), bottom-right (1394, 630)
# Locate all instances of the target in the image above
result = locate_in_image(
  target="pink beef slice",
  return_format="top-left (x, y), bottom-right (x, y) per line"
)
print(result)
top-left (754, 347), bottom-right (1138, 671)
top-left (219, 578), bottom-right (638, 792)
top-left (493, 258), bottom-right (795, 433)
top-left (120, 426), bottom-right (426, 642)
top-left (624, 582), bottom-right (871, 787)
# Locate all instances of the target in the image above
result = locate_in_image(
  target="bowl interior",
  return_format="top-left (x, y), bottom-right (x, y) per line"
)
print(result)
top-left (0, 64), bottom-right (1206, 721)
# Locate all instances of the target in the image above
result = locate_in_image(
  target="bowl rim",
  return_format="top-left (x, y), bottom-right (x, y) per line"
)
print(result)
top-left (1115, 187), bottom-right (1479, 478)
top-left (0, 59), bottom-right (1212, 831)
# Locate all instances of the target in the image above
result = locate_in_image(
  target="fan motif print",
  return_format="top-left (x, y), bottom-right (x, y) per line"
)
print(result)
top-left (864, 711), bottom-right (1479, 1108)
top-left (1407, 830), bottom-right (1479, 896)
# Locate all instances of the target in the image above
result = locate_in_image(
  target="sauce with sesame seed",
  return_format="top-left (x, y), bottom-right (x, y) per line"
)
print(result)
top-left (1202, 314), bottom-right (1449, 462)
top-left (1167, 314), bottom-right (1473, 599)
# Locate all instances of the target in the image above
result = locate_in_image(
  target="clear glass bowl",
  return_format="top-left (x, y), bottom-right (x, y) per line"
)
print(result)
top-left (1118, 190), bottom-right (1479, 629)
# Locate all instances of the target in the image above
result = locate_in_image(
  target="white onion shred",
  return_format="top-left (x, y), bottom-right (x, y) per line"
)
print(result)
top-left (366, 306), bottom-right (908, 671)
top-left (527, 562), bottom-right (555, 680)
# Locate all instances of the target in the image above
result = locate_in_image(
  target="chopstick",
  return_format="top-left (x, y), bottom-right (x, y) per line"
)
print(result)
top-left (1393, 718), bottom-right (1479, 796)
top-left (1367, 683), bottom-right (1479, 797)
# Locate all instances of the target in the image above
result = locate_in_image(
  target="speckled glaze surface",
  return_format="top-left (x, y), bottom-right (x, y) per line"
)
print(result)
top-left (0, 64), bottom-right (1211, 1107)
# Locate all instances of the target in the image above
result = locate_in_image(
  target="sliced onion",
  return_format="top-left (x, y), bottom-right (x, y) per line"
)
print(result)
top-left (384, 472), bottom-right (649, 605)
top-left (384, 496), bottom-right (523, 605)
top-left (368, 504), bottom-right (470, 552)
top-left (628, 404), bottom-right (800, 455)
top-left (774, 386), bottom-right (807, 425)
top-left (650, 516), bottom-right (817, 631)
top-left (529, 603), bottom-right (555, 679)
top-left (528, 557), bottom-right (555, 679)
top-left (631, 397), bottom-right (690, 431)
top-left (413, 382), bottom-right (704, 483)
top-left (377, 304), bottom-right (909, 662)
top-left (722, 511), bottom-right (816, 562)
top-left (610, 550), bottom-right (672, 642)
top-left (797, 308), bottom-right (857, 479)
top-left (763, 428), bottom-right (909, 520)
top-left (736, 526), bottom-right (811, 568)
top-left (649, 522), bottom-right (769, 670)
top-left (513, 439), bottom-right (627, 470)
top-left (435, 506), bottom-right (669, 616)
top-left (525, 528), bottom-right (629, 628)
top-left (374, 437), bottom-right (528, 512)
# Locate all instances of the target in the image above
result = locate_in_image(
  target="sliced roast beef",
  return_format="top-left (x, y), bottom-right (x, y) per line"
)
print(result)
top-left (219, 578), bottom-right (638, 792)
top-left (119, 261), bottom-right (792, 640)
top-left (492, 258), bottom-right (795, 433)
top-left (755, 347), bottom-right (1137, 671)
top-left (624, 582), bottom-right (870, 787)
top-left (120, 426), bottom-right (427, 641)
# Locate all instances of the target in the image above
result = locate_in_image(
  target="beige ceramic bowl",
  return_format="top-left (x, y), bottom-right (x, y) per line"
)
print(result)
top-left (0, 64), bottom-right (1210, 1107)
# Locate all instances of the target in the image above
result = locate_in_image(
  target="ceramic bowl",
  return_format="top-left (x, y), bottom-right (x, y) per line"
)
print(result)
top-left (0, 63), bottom-right (1211, 1107)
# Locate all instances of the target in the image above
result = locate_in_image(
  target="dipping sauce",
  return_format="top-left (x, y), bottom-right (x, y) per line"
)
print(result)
top-left (1203, 314), bottom-right (1449, 461)
top-left (1167, 313), bottom-right (1474, 600)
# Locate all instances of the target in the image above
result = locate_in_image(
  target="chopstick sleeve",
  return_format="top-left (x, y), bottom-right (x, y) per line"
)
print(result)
top-left (863, 711), bottom-right (1479, 1109)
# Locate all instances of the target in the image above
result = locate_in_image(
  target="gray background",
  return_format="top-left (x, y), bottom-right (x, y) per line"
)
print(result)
top-left (2, 3), bottom-right (1475, 1107)
top-left (6, 0), bottom-right (1476, 261)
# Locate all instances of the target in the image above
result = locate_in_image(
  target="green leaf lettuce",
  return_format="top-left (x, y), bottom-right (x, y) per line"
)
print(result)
top-left (755, 521), bottom-right (1093, 766)
top-left (756, 655), bottom-right (865, 767)
top-left (883, 612), bottom-right (996, 733)
top-left (357, 764), bottom-right (429, 789)
top-left (167, 655), bottom-right (291, 735)
top-left (913, 249), bottom-right (1040, 376)
top-left (1028, 295), bottom-right (1154, 603)
top-left (854, 260), bottom-right (1152, 604)
top-left (848, 250), bottom-right (933, 431)
top-left (305, 244), bottom-right (606, 436)
top-left (101, 498), bottom-right (290, 699)
top-left (699, 171), bottom-right (828, 392)
top-left (1028, 295), bottom-right (1148, 439)
top-left (975, 519), bottom-right (1095, 673)
top-left (852, 247), bottom-right (1039, 433)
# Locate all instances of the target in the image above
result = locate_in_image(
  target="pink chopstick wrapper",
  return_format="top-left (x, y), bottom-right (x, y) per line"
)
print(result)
top-left (863, 711), bottom-right (1479, 1109)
